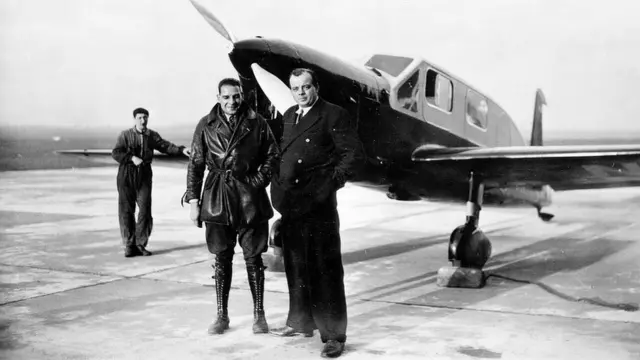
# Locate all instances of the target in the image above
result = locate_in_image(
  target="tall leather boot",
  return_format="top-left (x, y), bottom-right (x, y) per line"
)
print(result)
top-left (246, 263), bottom-right (269, 334)
top-left (208, 260), bottom-right (232, 335)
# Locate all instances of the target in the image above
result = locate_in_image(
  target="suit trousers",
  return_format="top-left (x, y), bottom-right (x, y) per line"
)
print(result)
top-left (281, 203), bottom-right (348, 343)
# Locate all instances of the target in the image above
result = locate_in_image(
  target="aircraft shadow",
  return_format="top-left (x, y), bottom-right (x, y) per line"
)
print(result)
top-left (342, 228), bottom-right (637, 352)
top-left (341, 235), bottom-right (446, 266)
top-left (352, 224), bottom-right (635, 313)
top-left (340, 221), bottom-right (522, 268)
top-left (151, 243), bottom-right (206, 256)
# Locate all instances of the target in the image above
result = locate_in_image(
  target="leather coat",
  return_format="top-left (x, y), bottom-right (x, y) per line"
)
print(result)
top-left (185, 103), bottom-right (279, 227)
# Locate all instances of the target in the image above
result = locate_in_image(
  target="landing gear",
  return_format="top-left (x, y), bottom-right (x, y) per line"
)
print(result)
top-left (437, 171), bottom-right (492, 288)
top-left (536, 206), bottom-right (555, 222)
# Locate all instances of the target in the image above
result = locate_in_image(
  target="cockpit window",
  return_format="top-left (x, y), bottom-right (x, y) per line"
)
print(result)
top-left (425, 69), bottom-right (453, 112)
top-left (397, 70), bottom-right (420, 112)
top-left (365, 55), bottom-right (414, 77)
top-left (466, 89), bottom-right (489, 129)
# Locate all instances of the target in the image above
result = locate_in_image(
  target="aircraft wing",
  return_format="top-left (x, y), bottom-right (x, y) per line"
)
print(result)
top-left (412, 144), bottom-right (640, 190)
top-left (57, 149), bottom-right (189, 168)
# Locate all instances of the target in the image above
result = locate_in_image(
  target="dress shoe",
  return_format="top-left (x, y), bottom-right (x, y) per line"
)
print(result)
top-left (208, 314), bottom-right (230, 335)
top-left (269, 325), bottom-right (313, 337)
top-left (136, 245), bottom-right (152, 256)
top-left (321, 340), bottom-right (345, 358)
top-left (124, 246), bottom-right (141, 258)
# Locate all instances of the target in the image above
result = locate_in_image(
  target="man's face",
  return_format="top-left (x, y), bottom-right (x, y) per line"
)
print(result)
top-left (217, 85), bottom-right (243, 116)
top-left (133, 113), bottom-right (148, 131)
top-left (289, 72), bottom-right (318, 108)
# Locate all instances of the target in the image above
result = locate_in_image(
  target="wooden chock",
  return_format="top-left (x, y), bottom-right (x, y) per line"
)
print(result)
top-left (436, 265), bottom-right (485, 288)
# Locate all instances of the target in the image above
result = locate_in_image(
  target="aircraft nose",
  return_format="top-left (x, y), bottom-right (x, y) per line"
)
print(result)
top-left (229, 37), bottom-right (301, 82)
top-left (229, 38), bottom-right (271, 78)
top-left (228, 37), bottom-right (303, 114)
top-left (231, 38), bottom-right (270, 61)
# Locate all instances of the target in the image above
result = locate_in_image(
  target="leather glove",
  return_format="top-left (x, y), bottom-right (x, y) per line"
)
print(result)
top-left (244, 171), bottom-right (267, 188)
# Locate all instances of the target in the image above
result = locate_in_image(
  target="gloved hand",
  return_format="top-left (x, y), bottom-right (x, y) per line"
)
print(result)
top-left (244, 171), bottom-right (267, 188)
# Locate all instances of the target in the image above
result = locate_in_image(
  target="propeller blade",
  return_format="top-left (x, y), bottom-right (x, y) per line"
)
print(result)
top-left (251, 63), bottom-right (297, 115)
top-left (188, 0), bottom-right (237, 44)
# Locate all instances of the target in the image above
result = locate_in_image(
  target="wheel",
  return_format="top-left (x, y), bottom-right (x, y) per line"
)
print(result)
top-left (449, 225), bottom-right (492, 269)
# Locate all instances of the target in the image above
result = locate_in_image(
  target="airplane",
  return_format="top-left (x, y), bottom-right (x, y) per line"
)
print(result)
top-left (60, 0), bottom-right (640, 275)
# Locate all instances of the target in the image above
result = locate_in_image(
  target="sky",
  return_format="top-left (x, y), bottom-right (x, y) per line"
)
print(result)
top-left (1, 0), bottom-right (640, 137)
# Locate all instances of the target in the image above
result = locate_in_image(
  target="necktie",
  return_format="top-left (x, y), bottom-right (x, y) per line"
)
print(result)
top-left (295, 111), bottom-right (302, 125)
top-left (229, 115), bottom-right (236, 129)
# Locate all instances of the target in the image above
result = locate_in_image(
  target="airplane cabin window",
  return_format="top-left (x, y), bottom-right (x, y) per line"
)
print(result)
top-left (466, 89), bottom-right (489, 129)
top-left (425, 69), bottom-right (453, 112)
top-left (397, 71), bottom-right (420, 112)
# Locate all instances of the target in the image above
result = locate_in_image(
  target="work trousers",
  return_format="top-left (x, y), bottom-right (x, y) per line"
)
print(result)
top-left (281, 204), bottom-right (348, 343)
top-left (117, 166), bottom-right (153, 248)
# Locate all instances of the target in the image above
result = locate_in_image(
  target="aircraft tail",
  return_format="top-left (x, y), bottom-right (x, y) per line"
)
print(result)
top-left (530, 89), bottom-right (546, 146)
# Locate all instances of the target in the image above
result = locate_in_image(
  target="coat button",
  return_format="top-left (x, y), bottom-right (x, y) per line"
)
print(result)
top-left (305, 138), bottom-right (310, 143)
top-left (297, 159), bottom-right (302, 163)
top-left (295, 179), bottom-right (299, 184)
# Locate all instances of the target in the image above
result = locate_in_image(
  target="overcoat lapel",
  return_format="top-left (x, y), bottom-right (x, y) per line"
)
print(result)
top-left (281, 99), bottom-right (325, 153)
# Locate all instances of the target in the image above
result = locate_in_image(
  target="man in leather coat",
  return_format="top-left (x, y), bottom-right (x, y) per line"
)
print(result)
top-left (185, 78), bottom-right (279, 335)
top-left (112, 107), bottom-right (189, 258)
top-left (269, 68), bottom-right (365, 358)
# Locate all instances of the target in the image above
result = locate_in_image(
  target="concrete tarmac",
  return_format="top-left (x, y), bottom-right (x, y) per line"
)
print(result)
top-left (1, 166), bottom-right (639, 359)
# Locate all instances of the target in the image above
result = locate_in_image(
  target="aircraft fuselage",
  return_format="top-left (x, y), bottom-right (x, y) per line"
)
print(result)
top-left (227, 38), bottom-right (531, 204)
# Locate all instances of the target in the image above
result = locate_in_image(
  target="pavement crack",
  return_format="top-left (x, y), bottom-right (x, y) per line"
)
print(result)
top-left (0, 263), bottom-right (120, 278)
top-left (355, 298), bottom-right (638, 325)
top-left (0, 258), bottom-right (212, 306)
top-left (0, 277), bottom-right (122, 306)
top-left (129, 259), bottom-right (210, 278)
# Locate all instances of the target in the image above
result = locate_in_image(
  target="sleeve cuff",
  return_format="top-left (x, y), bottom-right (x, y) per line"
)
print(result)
top-left (333, 171), bottom-right (346, 189)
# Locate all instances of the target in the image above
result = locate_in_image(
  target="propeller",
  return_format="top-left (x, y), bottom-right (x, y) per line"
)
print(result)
top-left (251, 63), bottom-right (296, 115)
top-left (188, 0), bottom-right (237, 45)
top-left (188, 0), bottom-right (295, 115)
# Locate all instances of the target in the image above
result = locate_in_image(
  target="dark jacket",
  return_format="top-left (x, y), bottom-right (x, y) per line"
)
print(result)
top-left (186, 103), bottom-right (279, 227)
top-left (270, 98), bottom-right (365, 216)
top-left (112, 127), bottom-right (185, 185)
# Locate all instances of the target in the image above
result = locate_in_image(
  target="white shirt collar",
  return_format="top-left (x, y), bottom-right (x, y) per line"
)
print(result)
top-left (296, 98), bottom-right (318, 116)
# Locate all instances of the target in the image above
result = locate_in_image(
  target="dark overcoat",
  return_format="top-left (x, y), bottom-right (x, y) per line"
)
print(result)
top-left (270, 98), bottom-right (365, 216)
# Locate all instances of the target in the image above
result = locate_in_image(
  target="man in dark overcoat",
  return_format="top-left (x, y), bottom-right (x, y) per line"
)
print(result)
top-left (112, 107), bottom-right (189, 258)
top-left (269, 68), bottom-right (365, 358)
top-left (185, 78), bottom-right (279, 335)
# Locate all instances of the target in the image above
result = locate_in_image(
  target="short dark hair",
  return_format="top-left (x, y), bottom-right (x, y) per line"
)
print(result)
top-left (133, 107), bottom-right (149, 117)
top-left (289, 68), bottom-right (319, 88)
top-left (218, 78), bottom-right (242, 93)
